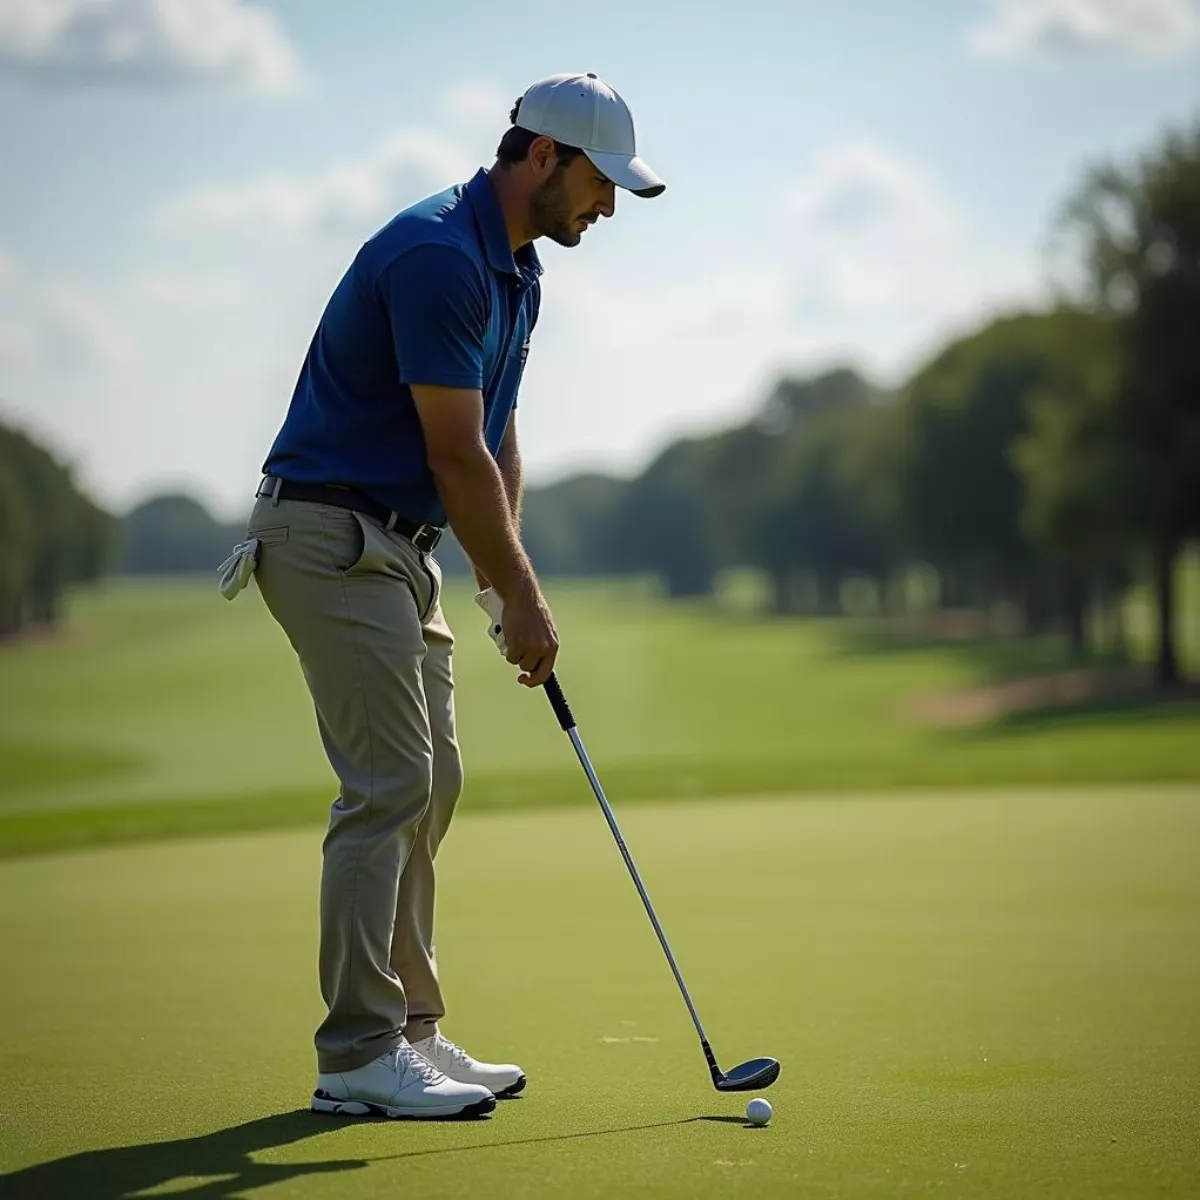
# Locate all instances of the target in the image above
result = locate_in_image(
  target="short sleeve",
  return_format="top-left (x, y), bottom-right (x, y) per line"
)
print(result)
top-left (380, 244), bottom-right (488, 389)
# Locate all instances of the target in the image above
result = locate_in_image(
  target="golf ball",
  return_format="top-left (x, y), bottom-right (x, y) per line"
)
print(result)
top-left (746, 1097), bottom-right (772, 1126)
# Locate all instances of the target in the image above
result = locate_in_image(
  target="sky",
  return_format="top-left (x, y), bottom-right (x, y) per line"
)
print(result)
top-left (1, 0), bottom-right (1199, 519)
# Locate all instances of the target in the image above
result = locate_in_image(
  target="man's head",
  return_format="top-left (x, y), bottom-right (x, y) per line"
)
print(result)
top-left (493, 73), bottom-right (664, 248)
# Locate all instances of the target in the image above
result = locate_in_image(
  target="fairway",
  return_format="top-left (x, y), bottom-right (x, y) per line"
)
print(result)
top-left (1, 787), bottom-right (1197, 1198)
top-left (1, 578), bottom-right (1198, 857)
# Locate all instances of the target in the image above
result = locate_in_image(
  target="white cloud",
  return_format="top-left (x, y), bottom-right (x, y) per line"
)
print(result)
top-left (34, 284), bottom-right (139, 370)
top-left (968, 0), bottom-right (1200, 59)
top-left (441, 79), bottom-right (512, 130)
top-left (155, 79), bottom-right (513, 238)
top-left (133, 265), bottom-right (250, 307)
top-left (0, 322), bottom-right (37, 364)
top-left (775, 140), bottom-right (1030, 322)
top-left (0, 0), bottom-right (302, 91)
top-left (784, 140), bottom-right (961, 243)
top-left (0, 256), bottom-right (138, 373)
top-left (158, 129), bottom-right (474, 236)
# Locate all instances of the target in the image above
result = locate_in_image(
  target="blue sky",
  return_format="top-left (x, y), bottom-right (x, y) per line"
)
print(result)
top-left (1, 0), bottom-right (1198, 517)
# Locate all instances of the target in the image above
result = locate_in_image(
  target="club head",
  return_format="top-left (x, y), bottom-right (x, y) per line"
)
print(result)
top-left (713, 1057), bottom-right (781, 1092)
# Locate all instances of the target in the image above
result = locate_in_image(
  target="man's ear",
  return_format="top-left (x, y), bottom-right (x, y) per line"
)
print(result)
top-left (528, 135), bottom-right (557, 179)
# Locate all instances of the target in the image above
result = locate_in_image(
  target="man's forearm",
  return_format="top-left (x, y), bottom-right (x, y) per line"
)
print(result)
top-left (498, 430), bottom-right (523, 525)
top-left (471, 430), bottom-right (523, 591)
top-left (432, 449), bottom-right (534, 600)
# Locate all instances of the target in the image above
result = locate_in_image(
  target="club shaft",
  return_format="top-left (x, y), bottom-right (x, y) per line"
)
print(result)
top-left (565, 725), bottom-right (712, 1048)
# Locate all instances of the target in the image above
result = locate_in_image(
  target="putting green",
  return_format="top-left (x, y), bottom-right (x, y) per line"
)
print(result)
top-left (1, 786), bottom-right (1197, 1198)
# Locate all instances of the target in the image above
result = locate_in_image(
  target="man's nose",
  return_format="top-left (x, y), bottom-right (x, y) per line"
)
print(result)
top-left (598, 182), bottom-right (616, 218)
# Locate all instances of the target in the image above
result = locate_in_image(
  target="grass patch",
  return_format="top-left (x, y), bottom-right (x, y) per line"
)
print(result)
top-left (0, 787), bottom-right (1196, 1197)
top-left (0, 577), bottom-right (1196, 858)
top-left (0, 738), bottom-right (139, 796)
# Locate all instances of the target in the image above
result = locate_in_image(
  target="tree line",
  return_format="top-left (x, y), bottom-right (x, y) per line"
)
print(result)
top-left (4, 115), bottom-right (1195, 682)
top-left (0, 423), bottom-right (115, 637)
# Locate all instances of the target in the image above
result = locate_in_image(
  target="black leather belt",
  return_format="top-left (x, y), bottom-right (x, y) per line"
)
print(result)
top-left (256, 476), bottom-right (444, 554)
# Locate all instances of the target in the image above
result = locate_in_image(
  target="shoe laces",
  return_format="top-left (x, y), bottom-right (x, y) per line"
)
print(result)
top-left (431, 1033), bottom-right (474, 1069)
top-left (395, 1042), bottom-right (446, 1085)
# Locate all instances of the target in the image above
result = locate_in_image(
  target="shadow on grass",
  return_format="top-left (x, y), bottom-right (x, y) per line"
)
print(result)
top-left (0, 1111), bottom-right (362, 1200)
top-left (0, 1111), bottom-right (750, 1197)
top-left (826, 617), bottom-right (1200, 748)
top-left (958, 685), bottom-right (1200, 739)
top-left (0, 737), bottom-right (141, 799)
top-left (834, 621), bottom-right (1128, 685)
top-left (367, 1114), bottom-right (754, 1163)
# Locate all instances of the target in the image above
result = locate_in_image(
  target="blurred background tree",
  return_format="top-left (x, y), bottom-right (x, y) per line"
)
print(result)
top-left (119, 494), bottom-right (244, 576)
top-left (1056, 116), bottom-right (1200, 683)
top-left (0, 423), bottom-right (115, 636)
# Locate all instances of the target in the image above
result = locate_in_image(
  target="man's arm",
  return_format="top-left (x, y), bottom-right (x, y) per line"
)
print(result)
top-left (381, 245), bottom-right (555, 683)
top-left (411, 385), bottom-right (557, 685)
top-left (411, 387), bottom-right (528, 598)
top-left (498, 411), bottom-right (523, 523)
top-left (472, 413), bottom-right (522, 591)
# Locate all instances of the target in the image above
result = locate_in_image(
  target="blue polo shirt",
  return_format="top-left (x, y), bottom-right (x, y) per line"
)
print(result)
top-left (263, 168), bottom-right (543, 525)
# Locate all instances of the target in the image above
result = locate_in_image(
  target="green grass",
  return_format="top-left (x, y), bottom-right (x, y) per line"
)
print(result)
top-left (0, 737), bottom-right (138, 792)
top-left (0, 787), bottom-right (1196, 1198)
top-left (0, 575), bottom-right (1198, 857)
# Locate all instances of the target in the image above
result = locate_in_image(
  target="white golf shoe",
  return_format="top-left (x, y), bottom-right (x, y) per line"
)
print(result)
top-left (312, 1039), bottom-right (496, 1119)
top-left (411, 1032), bottom-right (527, 1098)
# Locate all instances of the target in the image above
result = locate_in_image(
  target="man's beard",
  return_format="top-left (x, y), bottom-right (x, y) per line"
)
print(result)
top-left (530, 169), bottom-right (587, 248)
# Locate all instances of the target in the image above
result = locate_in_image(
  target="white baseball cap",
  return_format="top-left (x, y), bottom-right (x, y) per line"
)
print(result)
top-left (514, 73), bottom-right (665, 199)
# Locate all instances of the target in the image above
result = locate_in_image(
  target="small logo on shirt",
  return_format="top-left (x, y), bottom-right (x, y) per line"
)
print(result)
top-left (520, 339), bottom-right (531, 362)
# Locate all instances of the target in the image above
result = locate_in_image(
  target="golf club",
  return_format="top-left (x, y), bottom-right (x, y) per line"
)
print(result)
top-left (543, 672), bottom-right (781, 1094)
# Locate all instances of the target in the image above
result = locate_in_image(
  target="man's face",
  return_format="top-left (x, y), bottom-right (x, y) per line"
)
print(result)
top-left (530, 153), bottom-right (617, 248)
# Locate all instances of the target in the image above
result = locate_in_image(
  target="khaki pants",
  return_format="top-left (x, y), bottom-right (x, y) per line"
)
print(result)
top-left (248, 495), bottom-right (461, 1074)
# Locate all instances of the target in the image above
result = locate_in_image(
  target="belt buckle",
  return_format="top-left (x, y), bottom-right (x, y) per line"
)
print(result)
top-left (256, 475), bottom-right (283, 503)
top-left (412, 524), bottom-right (442, 554)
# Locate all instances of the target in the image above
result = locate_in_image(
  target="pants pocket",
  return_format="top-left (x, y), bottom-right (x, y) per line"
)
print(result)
top-left (322, 509), bottom-right (371, 576)
top-left (419, 553), bottom-right (442, 622)
top-left (246, 525), bottom-right (289, 546)
top-left (315, 507), bottom-right (435, 617)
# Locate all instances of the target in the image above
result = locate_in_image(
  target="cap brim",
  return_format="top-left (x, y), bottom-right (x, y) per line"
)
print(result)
top-left (584, 149), bottom-right (665, 198)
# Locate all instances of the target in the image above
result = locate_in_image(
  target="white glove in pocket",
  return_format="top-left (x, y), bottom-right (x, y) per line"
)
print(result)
top-left (217, 538), bottom-right (260, 600)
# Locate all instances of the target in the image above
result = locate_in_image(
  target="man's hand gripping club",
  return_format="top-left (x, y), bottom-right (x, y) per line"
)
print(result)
top-left (474, 585), bottom-right (558, 687)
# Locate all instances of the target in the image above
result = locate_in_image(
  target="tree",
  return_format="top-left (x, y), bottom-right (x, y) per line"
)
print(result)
top-left (72, 498), bottom-right (118, 585)
top-left (1061, 116), bottom-right (1200, 682)
top-left (681, 367), bottom-right (885, 611)
top-left (606, 438), bottom-right (717, 598)
top-left (521, 473), bottom-right (627, 576)
top-left (698, 423), bottom-right (777, 575)
top-left (752, 402), bottom-right (898, 613)
top-left (0, 421), bottom-right (114, 633)
top-left (760, 367), bottom-right (881, 430)
top-left (1013, 310), bottom-right (1132, 655)
top-left (120, 494), bottom-right (243, 575)
top-left (0, 462), bottom-right (34, 636)
top-left (896, 313), bottom-right (1094, 631)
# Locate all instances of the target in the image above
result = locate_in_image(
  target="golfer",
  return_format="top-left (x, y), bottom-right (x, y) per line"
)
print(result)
top-left (241, 74), bottom-right (663, 1119)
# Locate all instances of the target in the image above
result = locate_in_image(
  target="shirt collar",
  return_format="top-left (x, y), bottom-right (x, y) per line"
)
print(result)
top-left (464, 168), bottom-right (543, 282)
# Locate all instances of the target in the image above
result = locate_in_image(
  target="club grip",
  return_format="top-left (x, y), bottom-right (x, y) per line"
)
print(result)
top-left (544, 672), bottom-right (576, 731)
